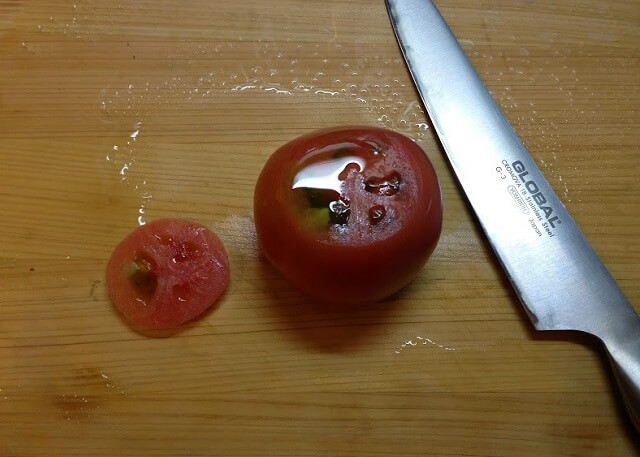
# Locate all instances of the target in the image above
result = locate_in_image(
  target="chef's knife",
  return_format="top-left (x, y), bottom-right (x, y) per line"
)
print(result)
top-left (386, 0), bottom-right (640, 429)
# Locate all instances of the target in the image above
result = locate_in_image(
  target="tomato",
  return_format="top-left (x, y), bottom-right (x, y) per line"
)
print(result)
top-left (106, 219), bottom-right (230, 328)
top-left (254, 126), bottom-right (442, 305)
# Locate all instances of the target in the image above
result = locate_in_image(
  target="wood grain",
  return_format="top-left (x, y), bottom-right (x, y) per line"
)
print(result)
top-left (0, 0), bottom-right (639, 455)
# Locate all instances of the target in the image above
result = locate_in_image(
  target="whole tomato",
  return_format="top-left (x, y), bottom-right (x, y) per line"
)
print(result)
top-left (254, 126), bottom-right (442, 305)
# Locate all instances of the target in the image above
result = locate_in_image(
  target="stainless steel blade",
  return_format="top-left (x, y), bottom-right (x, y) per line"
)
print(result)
top-left (386, 0), bottom-right (640, 428)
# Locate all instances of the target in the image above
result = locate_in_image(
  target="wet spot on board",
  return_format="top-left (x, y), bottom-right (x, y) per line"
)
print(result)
top-left (71, 368), bottom-right (127, 396)
top-left (52, 394), bottom-right (101, 423)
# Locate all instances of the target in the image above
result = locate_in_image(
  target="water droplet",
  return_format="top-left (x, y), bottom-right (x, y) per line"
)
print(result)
top-left (365, 172), bottom-right (401, 196)
top-left (368, 205), bottom-right (386, 224)
top-left (329, 200), bottom-right (350, 225)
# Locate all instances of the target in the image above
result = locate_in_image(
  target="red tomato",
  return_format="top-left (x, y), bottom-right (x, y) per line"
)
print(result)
top-left (254, 126), bottom-right (442, 305)
top-left (106, 219), bottom-right (230, 328)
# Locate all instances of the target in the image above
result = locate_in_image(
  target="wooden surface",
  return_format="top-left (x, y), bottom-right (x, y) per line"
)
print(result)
top-left (1, 0), bottom-right (639, 455)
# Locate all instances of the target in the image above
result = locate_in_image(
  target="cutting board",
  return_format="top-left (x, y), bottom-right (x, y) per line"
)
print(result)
top-left (1, 0), bottom-right (639, 455)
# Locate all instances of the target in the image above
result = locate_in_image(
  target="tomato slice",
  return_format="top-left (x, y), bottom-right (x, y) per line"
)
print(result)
top-left (106, 219), bottom-right (230, 328)
top-left (254, 126), bottom-right (443, 306)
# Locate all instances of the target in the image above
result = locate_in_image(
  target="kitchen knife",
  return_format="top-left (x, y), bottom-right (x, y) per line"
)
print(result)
top-left (385, 0), bottom-right (640, 429)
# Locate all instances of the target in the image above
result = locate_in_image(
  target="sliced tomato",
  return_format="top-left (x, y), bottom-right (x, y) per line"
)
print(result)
top-left (254, 126), bottom-right (443, 306)
top-left (106, 219), bottom-right (230, 328)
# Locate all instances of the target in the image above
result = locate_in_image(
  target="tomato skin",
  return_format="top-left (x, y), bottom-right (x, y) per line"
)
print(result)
top-left (106, 219), bottom-right (230, 329)
top-left (254, 126), bottom-right (442, 305)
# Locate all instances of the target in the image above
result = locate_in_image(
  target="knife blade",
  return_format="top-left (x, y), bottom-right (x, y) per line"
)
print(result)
top-left (385, 0), bottom-right (640, 429)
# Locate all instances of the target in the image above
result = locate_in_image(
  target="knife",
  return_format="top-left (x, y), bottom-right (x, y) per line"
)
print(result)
top-left (385, 0), bottom-right (640, 429)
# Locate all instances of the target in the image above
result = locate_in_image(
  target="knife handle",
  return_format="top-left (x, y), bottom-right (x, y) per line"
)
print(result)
top-left (602, 334), bottom-right (640, 430)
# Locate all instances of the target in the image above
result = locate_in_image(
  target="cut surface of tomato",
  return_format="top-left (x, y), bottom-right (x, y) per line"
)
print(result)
top-left (254, 126), bottom-right (443, 305)
top-left (106, 219), bottom-right (230, 328)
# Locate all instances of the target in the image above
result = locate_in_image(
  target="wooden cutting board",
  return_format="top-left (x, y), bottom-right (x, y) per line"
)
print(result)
top-left (1, 0), bottom-right (638, 455)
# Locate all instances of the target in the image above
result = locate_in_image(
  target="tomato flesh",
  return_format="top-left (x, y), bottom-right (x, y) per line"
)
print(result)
top-left (106, 219), bottom-right (230, 328)
top-left (254, 126), bottom-right (442, 305)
